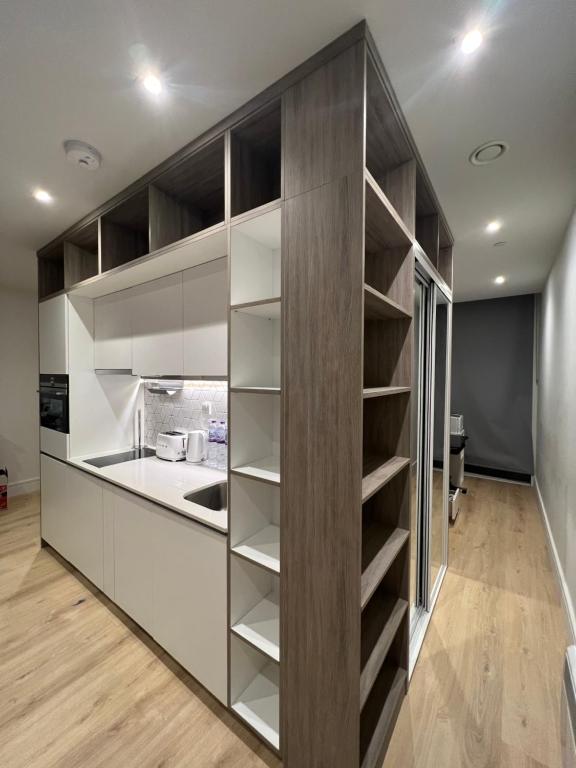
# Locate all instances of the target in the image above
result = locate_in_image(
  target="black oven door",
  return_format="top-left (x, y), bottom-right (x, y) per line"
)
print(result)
top-left (39, 375), bottom-right (69, 434)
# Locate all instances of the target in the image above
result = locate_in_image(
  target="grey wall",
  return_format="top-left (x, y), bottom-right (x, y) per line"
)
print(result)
top-left (452, 294), bottom-right (535, 475)
top-left (536, 209), bottom-right (576, 627)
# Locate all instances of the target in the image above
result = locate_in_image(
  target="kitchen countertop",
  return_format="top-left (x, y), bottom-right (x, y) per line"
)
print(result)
top-left (68, 449), bottom-right (227, 533)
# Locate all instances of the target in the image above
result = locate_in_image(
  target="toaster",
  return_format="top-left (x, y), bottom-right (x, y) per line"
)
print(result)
top-left (156, 430), bottom-right (187, 461)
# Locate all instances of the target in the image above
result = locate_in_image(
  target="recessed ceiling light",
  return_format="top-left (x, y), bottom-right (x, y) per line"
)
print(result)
top-left (486, 220), bottom-right (502, 234)
top-left (33, 188), bottom-right (53, 204)
top-left (494, 275), bottom-right (506, 285)
top-left (469, 140), bottom-right (509, 166)
top-left (461, 29), bottom-right (483, 54)
top-left (141, 72), bottom-right (163, 96)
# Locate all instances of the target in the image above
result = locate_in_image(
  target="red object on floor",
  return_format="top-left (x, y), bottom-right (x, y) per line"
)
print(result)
top-left (0, 467), bottom-right (8, 509)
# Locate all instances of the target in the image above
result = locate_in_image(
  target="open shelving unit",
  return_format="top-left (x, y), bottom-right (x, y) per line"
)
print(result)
top-left (37, 23), bottom-right (453, 768)
top-left (229, 199), bottom-right (282, 752)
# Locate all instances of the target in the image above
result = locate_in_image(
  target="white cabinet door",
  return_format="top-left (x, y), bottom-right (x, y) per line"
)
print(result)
top-left (153, 508), bottom-right (228, 704)
top-left (182, 259), bottom-right (228, 377)
top-left (39, 294), bottom-right (68, 374)
top-left (41, 456), bottom-right (104, 590)
top-left (94, 290), bottom-right (133, 370)
top-left (131, 274), bottom-right (183, 376)
top-left (111, 487), bottom-right (157, 635)
top-left (41, 454), bottom-right (71, 554)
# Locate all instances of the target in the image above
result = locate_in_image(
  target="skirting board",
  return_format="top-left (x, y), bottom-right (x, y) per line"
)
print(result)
top-left (535, 478), bottom-right (576, 644)
top-left (8, 477), bottom-right (40, 496)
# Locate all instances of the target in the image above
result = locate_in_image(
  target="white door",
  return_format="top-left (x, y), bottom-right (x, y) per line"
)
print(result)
top-left (41, 454), bottom-right (71, 554)
top-left (39, 294), bottom-right (68, 374)
top-left (131, 273), bottom-right (183, 376)
top-left (182, 258), bottom-right (228, 377)
top-left (111, 487), bottom-right (157, 635)
top-left (153, 507), bottom-right (228, 704)
top-left (94, 290), bottom-right (133, 370)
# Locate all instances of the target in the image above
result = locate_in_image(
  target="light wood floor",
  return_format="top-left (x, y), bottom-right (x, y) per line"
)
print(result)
top-left (0, 481), bottom-right (568, 767)
top-left (0, 493), bottom-right (280, 768)
top-left (384, 477), bottom-right (568, 768)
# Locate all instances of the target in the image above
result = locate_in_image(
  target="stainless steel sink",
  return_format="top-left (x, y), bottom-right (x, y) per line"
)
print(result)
top-left (184, 482), bottom-right (227, 512)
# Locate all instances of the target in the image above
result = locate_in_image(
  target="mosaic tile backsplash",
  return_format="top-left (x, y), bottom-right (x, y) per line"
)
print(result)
top-left (144, 383), bottom-right (227, 448)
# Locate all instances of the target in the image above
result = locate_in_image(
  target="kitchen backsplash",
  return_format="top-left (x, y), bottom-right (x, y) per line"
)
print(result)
top-left (144, 382), bottom-right (227, 448)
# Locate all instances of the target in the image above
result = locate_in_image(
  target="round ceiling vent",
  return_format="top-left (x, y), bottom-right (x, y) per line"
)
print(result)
top-left (63, 140), bottom-right (102, 170)
top-left (469, 140), bottom-right (509, 166)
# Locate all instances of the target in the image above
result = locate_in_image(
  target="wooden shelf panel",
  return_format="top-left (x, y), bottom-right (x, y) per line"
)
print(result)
top-left (361, 597), bottom-right (408, 708)
top-left (232, 661), bottom-right (280, 750)
top-left (364, 284), bottom-right (411, 320)
top-left (230, 387), bottom-right (281, 395)
top-left (363, 386), bottom-right (410, 399)
top-left (362, 456), bottom-right (410, 503)
top-left (231, 456), bottom-right (280, 487)
top-left (232, 593), bottom-right (280, 662)
top-left (361, 666), bottom-right (407, 768)
top-left (365, 171), bottom-right (413, 252)
top-left (232, 524), bottom-right (280, 573)
top-left (361, 526), bottom-right (409, 609)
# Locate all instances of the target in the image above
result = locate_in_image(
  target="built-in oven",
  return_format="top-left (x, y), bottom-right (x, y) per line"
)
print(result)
top-left (39, 374), bottom-right (70, 460)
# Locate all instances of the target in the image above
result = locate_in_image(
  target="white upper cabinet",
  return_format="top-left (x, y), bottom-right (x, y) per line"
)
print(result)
top-left (39, 294), bottom-right (68, 374)
top-left (94, 290), bottom-right (133, 370)
top-left (131, 273), bottom-right (184, 376)
top-left (182, 258), bottom-right (228, 377)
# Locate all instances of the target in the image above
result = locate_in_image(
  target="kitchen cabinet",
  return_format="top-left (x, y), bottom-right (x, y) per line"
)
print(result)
top-left (39, 294), bottom-right (68, 374)
top-left (110, 486), bottom-right (157, 636)
top-left (131, 273), bottom-right (183, 376)
top-left (40, 454), bottom-right (104, 589)
top-left (94, 290), bottom-right (133, 370)
top-left (153, 505), bottom-right (228, 704)
top-left (183, 259), bottom-right (227, 376)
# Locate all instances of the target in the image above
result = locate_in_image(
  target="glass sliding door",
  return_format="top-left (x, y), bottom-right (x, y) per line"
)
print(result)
top-left (410, 268), bottom-right (451, 662)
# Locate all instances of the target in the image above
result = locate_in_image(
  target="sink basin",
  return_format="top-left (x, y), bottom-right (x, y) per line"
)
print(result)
top-left (184, 482), bottom-right (227, 512)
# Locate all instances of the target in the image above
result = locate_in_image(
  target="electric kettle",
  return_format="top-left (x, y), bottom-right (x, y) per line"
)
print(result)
top-left (186, 430), bottom-right (208, 463)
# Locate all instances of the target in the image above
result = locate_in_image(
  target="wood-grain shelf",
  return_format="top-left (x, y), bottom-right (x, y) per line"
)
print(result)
top-left (361, 526), bottom-right (409, 609)
top-left (365, 171), bottom-right (413, 251)
top-left (360, 666), bottom-right (407, 768)
top-left (361, 597), bottom-right (408, 708)
top-left (231, 524), bottom-right (280, 573)
top-left (362, 456), bottom-right (410, 503)
top-left (364, 284), bottom-right (411, 320)
top-left (232, 661), bottom-right (280, 750)
top-left (363, 386), bottom-right (410, 399)
top-left (230, 386), bottom-right (281, 395)
top-left (232, 593), bottom-right (280, 662)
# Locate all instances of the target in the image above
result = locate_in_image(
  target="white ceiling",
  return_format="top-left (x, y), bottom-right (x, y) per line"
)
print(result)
top-left (0, 0), bottom-right (574, 300)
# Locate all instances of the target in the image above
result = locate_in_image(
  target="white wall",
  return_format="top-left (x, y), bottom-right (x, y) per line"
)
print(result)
top-left (536, 208), bottom-right (576, 637)
top-left (0, 235), bottom-right (40, 492)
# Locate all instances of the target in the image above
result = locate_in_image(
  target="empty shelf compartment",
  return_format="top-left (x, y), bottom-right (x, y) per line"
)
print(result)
top-left (232, 594), bottom-right (280, 662)
top-left (231, 207), bottom-right (281, 305)
top-left (361, 593), bottom-right (407, 708)
top-left (232, 525), bottom-right (280, 573)
top-left (360, 664), bottom-right (407, 768)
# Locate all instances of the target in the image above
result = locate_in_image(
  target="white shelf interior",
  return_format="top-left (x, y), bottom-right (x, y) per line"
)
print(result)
top-left (230, 301), bottom-right (281, 389)
top-left (230, 392), bottom-right (280, 479)
top-left (231, 636), bottom-right (280, 750)
top-left (230, 208), bottom-right (281, 305)
top-left (232, 525), bottom-right (280, 573)
top-left (231, 473), bottom-right (280, 542)
top-left (231, 557), bottom-right (279, 661)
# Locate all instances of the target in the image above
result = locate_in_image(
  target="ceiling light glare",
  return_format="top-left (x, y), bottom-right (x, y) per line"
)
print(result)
top-left (494, 275), bottom-right (506, 285)
top-left (486, 220), bottom-right (501, 234)
top-left (33, 188), bottom-right (53, 204)
top-left (461, 29), bottom-right (483, 54)
top-left (142, 72), bottom-right (163, 96)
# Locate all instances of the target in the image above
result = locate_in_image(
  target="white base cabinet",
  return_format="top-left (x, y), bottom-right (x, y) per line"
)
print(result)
top-left (40, 456), bottom-right (228, 704)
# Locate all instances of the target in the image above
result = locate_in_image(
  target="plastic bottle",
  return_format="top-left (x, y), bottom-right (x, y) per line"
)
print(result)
top-left (217, 419), bottom-right (228, 470)
top-left (208, 419), bottom-right (218, 467)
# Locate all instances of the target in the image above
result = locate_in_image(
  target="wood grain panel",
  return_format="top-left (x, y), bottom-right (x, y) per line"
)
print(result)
top-left (284, 43), bottom-right (365, 198)
top-left (63, 242), bottom-right (98, 289)
top-left (381, 160), bottom-right (416, 236)
top-left (149, 184), bottom-right (203, 252)
top-left (438, 245), bottom-right (453, 289)
top-left (416, 214), bottom-right (440, 267)
top-left (282, 172), bottom-right (364, 767)
top-left (364, 318), bottom-right (412, 388)
top-left (100, 218), bottom-right (148, 273)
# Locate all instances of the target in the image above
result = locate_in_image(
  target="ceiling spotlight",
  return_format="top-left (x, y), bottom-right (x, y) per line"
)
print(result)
top-left (461, 29), bottom-right (483, 54)
top-left (33, 188), bottom-right (53, 204)
top-left (494, 275), bottom-right (506, 285)
top-left (141, 72), bottom-right (163, 96)
top-left (486, 220), bottom-right (502, 234)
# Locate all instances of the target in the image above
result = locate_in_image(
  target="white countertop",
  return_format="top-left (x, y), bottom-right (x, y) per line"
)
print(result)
top-left (68, 450), bottom-right (227, 533)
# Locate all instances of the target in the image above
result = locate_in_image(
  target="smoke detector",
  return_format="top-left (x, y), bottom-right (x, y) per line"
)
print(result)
top-left (63, 140), bottom-right (102, 170)
top-left (469, 140), bottom-right (509, 166)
